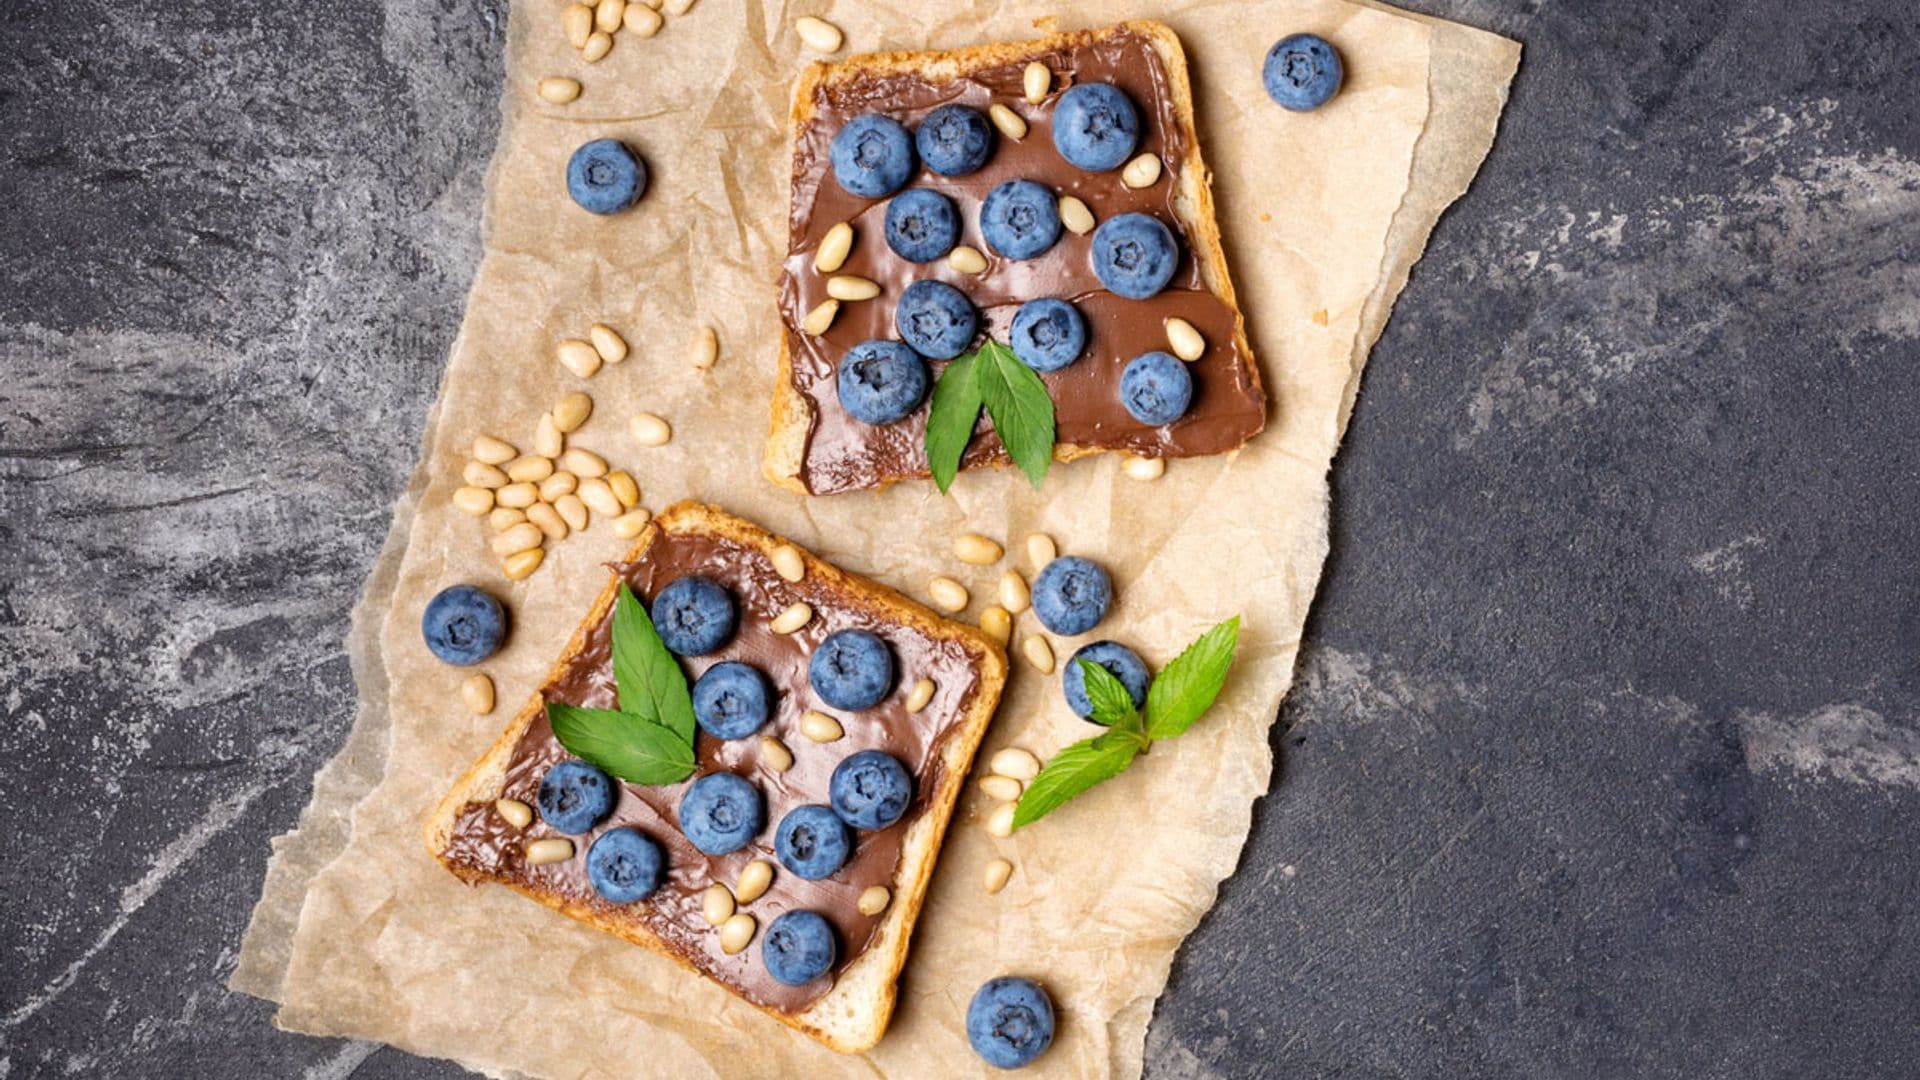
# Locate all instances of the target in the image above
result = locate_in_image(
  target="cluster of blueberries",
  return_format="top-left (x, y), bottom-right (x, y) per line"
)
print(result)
top-left (826, 81), bottom-right (1195, 433)
top-left (1029, 555), bottom-right (1155, 720)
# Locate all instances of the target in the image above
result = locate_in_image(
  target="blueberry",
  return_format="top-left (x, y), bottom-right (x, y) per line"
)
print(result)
top-left (980, 179), bottom-right (1062, 260)
top-left (692, 661), bottom-right (771, 740)
top-left (586, 827), bottom-right (664, 903)
top-left (677, 772), bottom-right (764, 855)
top-left (916, 104), bottom-right (994, 177)
top-left (762, 910), bottom-right (837, 986)
top-left (966, 977), bottom-right (1055, 1069)
top-left (809, 629), bottom-right (896, 711)
top-left (837, 340), bottom-right (930, 425)
top-left (1091, 213), bottom-right (1179, 300)
top-left (883, 188), bottom-right (960, 263)
top-left (1263, 33), bottom-right (1344, 111)
top-left (422, 584), bottom-right (506, 666)
top-left (830, 114), bottom-right (915, 198)
top-left (651, 575), bottom-right (736, 656)
top-left (829, 750), bottom-right (913, 830)
top-left (537, 760), bottom-right (615, 834)
top-left (1008, 298), bottom-right (1087, 372)
top-left (1062, 641), bottom-right (1151, 721)
top-left (1051, 83), bottom-right (1140, 172)
top-left (1119, 350), bottom-right (1193, 425)
top-left (895, 280), bottom-right (978, 360)
top-left (775, 803), bottom-right (853, 880)
top-left (566, 139), bottom-right (647, 215)
top-left (1031, 556), bottom-right (1112, 636)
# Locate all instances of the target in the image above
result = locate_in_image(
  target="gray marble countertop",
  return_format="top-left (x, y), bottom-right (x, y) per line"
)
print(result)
top-left (4, 1), bottom-right (1917, 1076)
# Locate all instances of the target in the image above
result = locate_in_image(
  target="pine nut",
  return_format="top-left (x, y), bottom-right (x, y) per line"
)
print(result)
top-left (622, 2), bottom-right (662, 36)
top-left (1121, 153), bottom-right (1163, 189)
top-left (702, 883), bottom-right (735, 926)
top-left (736, 859), bottom-right (774, 903)
top-left (537, 77), bottom-right (581, 105)
top-left (1021, 635), bottom-right (1054, 674)
top-left (489, 507), bottom-right (527, 531)
top-left (954, 533), bottom-right (1003, 565)
top-left (464, 461), bottom-right (508, 489)
top-left (689, 325), bottom-right (719, 370)
top-left (803, 299), bottom-right (840, 335)
top-left (612, 509), bottom-right (651, 539)
top-left (979, 775), bottom-right (1022, 802)
top-left (1059, 195), bottom-right (1095, 235)
top-left (462, 674), bottom-right (496, 715)
top-left (629, 413), bottom-right (672, 447)
top-left (506, 455), bottom-right (555, 483)
top-left (453, 486), bottom-right (495, 516)
top-left (814, 222), bottom-right (853, 273)
top-left (905, 677), bottom-right (935, 713)
top-left (1124, 454), bottom-right (1166, 481)
top-left (492, 523), bottom-right (544, 557)
top-left (555, 494), bottom-right (589, 531)
top-left (719, 913), bottom-right (756, 955)
top-left (857, 886), bottom-right (891, 915)
top-left (989, 103), bottom-right (1028, 140)
top-left (928, 576), bottom-right (969, 613)
top-left (800, 710), bottom-right (844, 743)
top-left (770, 602), bottom-right (813, 634)
top-left (551, 392), bottom-right (593, 433)
top-left (1023, 61), bottom-right (1051, 104)
top-left (594, 0), bottom-right (624, 34)
top-left (527, 501), bottom-right (569, 541)
top-left (473, 436), bottom-right (517, 465)
top-left (663, 0), bottom-right (695, 13)
top-left (760, 735), bottom-right (794, 772)
top-left (495, 797), bottom-right (532, 829)
top-left (770, 543), bottom-right (805, 582)
top-left (557, 338), bottom-right (602, 379)
top-left (984, 858), bottom-right (1013, 894)
top-left (795, 15), bottom-right (842, 53)
top-left (826, 275), bottom-right (880, 301)
top-left (525, 837), bottom-right (573, 865)
top-left (535, 413), bottom-right (565, 458)
top-left (496, 482), bottom-right (539, 509)
top-left (606, 470), bottom-right (639, 508)
top-left (991, 747), bottom-right (1041, 781)
top-left (979, 606), bottom-right (1011, 645)
top-left (1026, 533), bottom-right (1056, 569)
top-left (578, 477), bottom-right (623, 517)
top-left (998, 570), bottom-right (1030, 614)
top-left (582, 30), bottom-right (613, 63)
top-left (1165, 317), bottom-right (1206, 361)
top-left (539, 471), bottom-right (577, 502)
top-left (563, 3), bottom-right (593, 49)
top-left (589, 323), bottom-right (628, 364)
top-left (562, 447), bottom-right (607, 478)
top-left (986, 802), bottom-right (1016, 837)
top-left (503, 547), bottom-right (545, 580)
top-left (948, 245), bottom-right (988, 274)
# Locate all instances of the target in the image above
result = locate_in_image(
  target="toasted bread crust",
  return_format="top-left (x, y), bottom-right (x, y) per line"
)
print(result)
top-left (423, 502), bottom-right (1008, 1052)
top-left (763, 18), bottom-right (1264, 494)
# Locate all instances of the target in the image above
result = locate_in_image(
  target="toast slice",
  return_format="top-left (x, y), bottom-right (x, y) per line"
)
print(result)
top-left (766, 19), bottom-right (1267, 495)
top-left (424, 502), bottom-right (1008, 1052)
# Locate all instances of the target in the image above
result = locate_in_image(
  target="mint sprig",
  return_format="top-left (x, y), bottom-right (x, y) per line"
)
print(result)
top-left (548, 584), bottom-right (699, 785)
top-left (1012, 616), bottom-right (1241, 829)
top-left (924, 339), bottom-right (1056, 493)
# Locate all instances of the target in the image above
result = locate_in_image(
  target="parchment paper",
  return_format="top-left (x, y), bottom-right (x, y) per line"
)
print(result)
top-left (234, 2), bottom-right (1518, 1075)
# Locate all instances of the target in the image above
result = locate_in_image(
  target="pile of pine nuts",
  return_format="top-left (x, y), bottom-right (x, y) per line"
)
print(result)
top-left (549, 0), bottom-right (693, 82)
top-left (705, 857), bottom-right (777, 954)
top-left (979, 746), bottom-right (1043, 894)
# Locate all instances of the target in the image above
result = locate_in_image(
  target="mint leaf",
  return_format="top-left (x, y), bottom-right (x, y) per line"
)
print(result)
top-left (549, 703), bottom-right (696, 785)
top-left (1012, 734), bottom-right (1140, 829)
top-left (974, 340), bottom-right (1055, 489)
top-left (611, 584), bottom-right (696, 745)
top-left (1076, 657), bottom-right (1140, 729)
top-left (1144, 616), bottom-right (1241, 740)
top-left (1092, 707), bottom-right (1150, 754)
top-left (924, 352), bottom-right (983, 493)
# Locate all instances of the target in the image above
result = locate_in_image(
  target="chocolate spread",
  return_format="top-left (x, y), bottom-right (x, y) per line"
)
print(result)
top-left (779, 28), bottom-right (1268, 494)
top-left (439, 530), bottom-right (986, 1013)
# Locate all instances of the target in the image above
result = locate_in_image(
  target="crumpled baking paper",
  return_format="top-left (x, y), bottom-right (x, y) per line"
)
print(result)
top-left (233, 2), bottom-right (1517, 1075)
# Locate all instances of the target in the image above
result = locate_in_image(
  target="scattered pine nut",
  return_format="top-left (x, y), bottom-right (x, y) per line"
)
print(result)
top-left (1121, 153), bottom-right (1163, 189)
top-left (495, 797), bottom-right (532, 829)
top-left (496, 482), bottom-right (539, 510)
top-left (563, 3), bottom-right (594, 49)
top-left (506, 455), bottom-right (555, 483)
top-left (719, 913), bottom-right (756, 955)
top-left (606, 470), bottom-right (639, 508)
top-left (557, 339), bottom-right (602, 379)
top-left (954, 533), bottom-right (1004, 565)
top-left (736, 859), bottom-right (774, 903)
top-left (770, 601), bottom-right (813, 634)
top-left (554, 494), bottom-right (589, 531)
top-left (1026, 533), bottom-right (1057, 569)
top-left (814, 222), bottom-right (854, 272)
top-left (612, 509), bottom-right (651, 539)
top-left (760, 735), bottom-right (794, 772)
top-left (472, 436), bottom-right (517, 465)
top-left (770, 543), bottom-right (805, 582)
top-left (795, 15), bottom-right (843, 53)
top-left (1023, 62), bottom-right (1052, 104)
top-left (562, 447), bottom-right (608, 478)
top-left (537, 77), bottom-right (581, 105)
top-left (857, 886), bottom-right (891, 915)
top-left (800, 710), bottom-right (844, 743)
top-left (463, 674), bottom-right (496, 715)
top-left (984, 858), bottom-right (1013, 894)
top-left (991, 747), bottom-right (1041, 781)
top-left (629, 413), bottom-right (672, 447)
top-left (1165, 317), bottom-right (1206, 361)
top-left (539, 471), bottom-right (578, 502)
top-left (928, 576), bottom-right (969, 613)
top-left (589, 323), bottom-right (628, 364)
top-left (1059, 195), bottom-right (1095, 235)
top-left (979, 775), bottom-right (1022, 802)
top-left (582, 30), bottom-right (613, 63)
top-left (489, 507), bottom-right (527, 532)
top-left (593, 0), bottom-right (625, 34)
top-left (948, 245), bottom-right (988, 274)
top-left (464, 461), bottom-right (508, 489)
top-left (577, 477), bottom-right (622, 517)
top-left (688, 325), bottom-right (719, 371)
top-left (663, 0), bottom-right (695, 13)
top-left (552, 392), bottom-right (593, 433)
top-left (527, 501), bottom-right (569, 541)
top-left (1021, 634), bottom-right (1055, 674)
top-left (1124, 454), bottom-right (1166, 481)
top-left (905, 677), bottom-right (935, 713)
top-left (503, 547), bottom-right (546, 580)
top-left (826, 275), bottom-right (880, 301)
top-left (525, 837), bottom-right (574, 865)
top-left (492, 523), bottom-right (544, 557)
top-left (989, 103), bottom-right (1028, 140)
top-left (802, 299), bottom-right (840, 335)
top-left (453, 486), bottom-right (495, 516)
top-left (702, 883), bottom-right (735, 926)
top-left (998, 570), bottom-right (1030, 614)
top-left (622, 2), bottom-right (662, 36)
top-left (986, 802), bottom-right (1016, 837)
top-left (535, 413), bottom-right (565, 458)
top-left (979, 605), bottom-right (1011, 645)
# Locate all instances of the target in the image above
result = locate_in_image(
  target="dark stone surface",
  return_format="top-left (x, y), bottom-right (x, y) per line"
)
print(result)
top-left (2, 0), bottom-right (1916, 1076)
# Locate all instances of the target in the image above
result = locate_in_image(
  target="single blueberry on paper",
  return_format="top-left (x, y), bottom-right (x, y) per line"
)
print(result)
top-left (422, 584), bottom-right (505, 665)
top-left (566, 139), bottom-right (647, 214)
top-left (967, 976), bottom-right (1056, 1068)
top-left (1263, 33), bottom-right (1344, 111)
